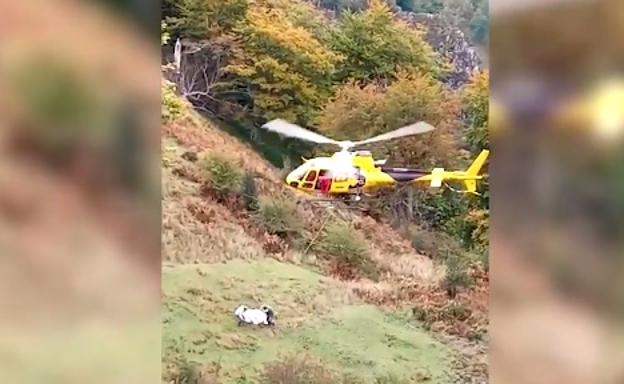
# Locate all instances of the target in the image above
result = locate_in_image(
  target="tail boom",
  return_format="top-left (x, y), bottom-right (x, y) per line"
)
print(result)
top-left (415, 149), bottom-right (489, 193)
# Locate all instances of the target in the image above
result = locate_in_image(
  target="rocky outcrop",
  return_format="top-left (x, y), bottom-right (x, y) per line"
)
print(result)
top-left (397, 12), bottom-right (482, 88)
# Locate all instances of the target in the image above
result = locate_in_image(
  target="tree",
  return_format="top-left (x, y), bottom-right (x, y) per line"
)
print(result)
top-left (398, 0), bottom-right (443, 13)
top-left (330, 0), bottom-right (441, 83)
top-left (318, 71), bottom-right (460, 167)
top-left (271, 0), bottom-right (337, 44)
top-left (469, 0), bottom-right (489, 45)
top-left (461, 70), bottom-right (488, 154)
top-left (224, 3), bottom-right (342, 125)
top-left (164, 0), bottom-right (248, 39)
top-left (458, 69), bottom-right (489, 255)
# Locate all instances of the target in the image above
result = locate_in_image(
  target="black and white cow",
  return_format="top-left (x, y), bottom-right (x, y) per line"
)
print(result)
top-left (234, 304), bottom-right (276, 326)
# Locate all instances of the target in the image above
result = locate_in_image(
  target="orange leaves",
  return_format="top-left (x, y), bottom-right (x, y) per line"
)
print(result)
top-left (318, 72), bottom-right (461, 167)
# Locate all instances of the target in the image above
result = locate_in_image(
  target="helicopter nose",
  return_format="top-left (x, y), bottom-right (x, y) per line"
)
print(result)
top-left (285, 172), bottom-right (298, 188)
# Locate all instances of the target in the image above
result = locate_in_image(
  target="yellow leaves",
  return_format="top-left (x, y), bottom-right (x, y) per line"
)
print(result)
top-left (222, 0), bottom-right (341, 124)
top-left (244, 5), bottom-right (342, 76)
top-left (161, 21), bottom-right (170, 46)
top-left (224, 63), bottom-right (255, 78)
top-left (366, 0), bottom-right (394, 25)
top-left (466, 208), bottom-right (489, 247)
top-left (463, 70), bottom-right (489, 102)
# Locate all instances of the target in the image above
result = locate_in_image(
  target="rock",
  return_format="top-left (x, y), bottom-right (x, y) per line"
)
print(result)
top-left (396, 11), bottom-right (482, 88)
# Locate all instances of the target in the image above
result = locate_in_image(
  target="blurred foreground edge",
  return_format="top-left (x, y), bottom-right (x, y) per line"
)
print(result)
top-left (490, 0), bottom-right (624, 383)
top-left (0, 0), bottom-right (161, 383)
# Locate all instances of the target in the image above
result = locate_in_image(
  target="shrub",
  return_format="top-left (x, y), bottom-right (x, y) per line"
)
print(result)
top-left (255, 197), bottom-right (302, 238)
top-left (443, 248), bottom-right (472, 298)
top-left (260, 355), bottom-right (361, 384)
top-left (200, 154), bottom-right (242, 199)
top-left (260, 355), bottom-right (334, 384)
top-left (405, 224), bottom-right (464, 261)
top-left (466, 208), bottom-right (489, 249)
top-left (162, 78), bottom-right (185, 123)
top-left (241, 172), bottom-right (259, 211)
top-left (163, 352), bottom-right (221, 384)
top-left (443, 302), bottom-right (472, 322)
top-left (312, 220), bottom-right (378, 280)
top-left (416, 190), bottom-right (466, 231)
top-left (443, 208), bottom-right (489, 269)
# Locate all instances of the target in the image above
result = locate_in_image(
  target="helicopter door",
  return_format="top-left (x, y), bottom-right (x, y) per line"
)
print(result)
top-left (316, 170), bottom-right (332, 194)
top-left (300, 169), bottom-right (318, 191)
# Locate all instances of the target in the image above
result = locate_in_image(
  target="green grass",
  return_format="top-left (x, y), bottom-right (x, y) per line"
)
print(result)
top-left (162, 259), bottom-right (456, 383)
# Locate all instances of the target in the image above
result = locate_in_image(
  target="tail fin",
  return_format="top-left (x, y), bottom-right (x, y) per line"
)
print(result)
top-left (463, 149), bottom-right (489, 193)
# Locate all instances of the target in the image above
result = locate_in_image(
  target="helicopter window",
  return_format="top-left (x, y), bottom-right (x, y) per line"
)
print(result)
top-left (305, 170), bottom-right (317, 182)
top-left (315, 170), bottom-right (329, 189)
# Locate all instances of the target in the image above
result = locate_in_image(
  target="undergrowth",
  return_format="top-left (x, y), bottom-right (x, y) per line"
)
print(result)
top-left (254, 196), bottom-right (303, 238)
top-left (162, 78), bottom-right (185, 123)
top-left (163, 351), bottom-right (221, 384)
top-left (311, 220), bottom-right (379, 281)
top-left (200, 154), bottom-right (242, 199)
top-left (442, 247), bottom-right (473, 299)
top-left (259, 354), bottom-right (412, 384)
top-left (241, 171), bottom-right (259, 211)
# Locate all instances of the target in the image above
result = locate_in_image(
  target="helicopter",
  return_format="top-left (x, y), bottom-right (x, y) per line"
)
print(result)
top-left (259, 119), bottom-right (489, 202)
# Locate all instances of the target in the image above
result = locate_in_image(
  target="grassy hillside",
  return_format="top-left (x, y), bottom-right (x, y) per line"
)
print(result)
top-left (163, 260), bottom-right (455, 383)
top-left (161, 103), bottom-right (487, 383)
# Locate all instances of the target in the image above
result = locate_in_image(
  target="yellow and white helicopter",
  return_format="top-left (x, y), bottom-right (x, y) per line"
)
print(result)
top-left (260, 119), bottom-right (489, 202)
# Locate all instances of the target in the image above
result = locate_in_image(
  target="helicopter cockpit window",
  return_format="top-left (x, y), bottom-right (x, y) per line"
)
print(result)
top-left (290, 163), bottom-right (309, 181)
top-left (305, 170), bottom-right (317, 182)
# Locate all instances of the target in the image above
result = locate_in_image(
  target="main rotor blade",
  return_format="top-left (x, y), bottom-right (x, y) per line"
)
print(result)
top-left (260, 119), bottom-right (340, 145)
top-left (352, 122), bottom-right (435, 146)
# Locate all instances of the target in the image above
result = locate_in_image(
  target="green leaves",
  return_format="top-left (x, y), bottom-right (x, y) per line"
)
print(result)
top-left (166, 0), bottom-right (248, 39)
top-left (330, 0), bottom-right (441, 83)
top-left (461, 70), bottom-right (489, 154)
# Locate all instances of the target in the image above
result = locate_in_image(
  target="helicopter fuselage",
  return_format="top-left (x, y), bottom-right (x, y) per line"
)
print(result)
top-left (286, 151), bottom-right (426, 196)
top-left (285, 149), bottom-right (490, 198)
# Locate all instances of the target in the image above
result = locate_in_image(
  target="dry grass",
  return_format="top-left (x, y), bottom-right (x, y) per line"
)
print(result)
top-left (259, 354), bottom-right (363, 384)
top-left (349, 215), bottom-right (442, 285)
top-left (373, 251), bottom-right (443, 286)
top-left (164, 116), bottom-right (280, 185)
top-left (162, 165), bottom-right (266, 263)
top-left (351, 265), bottom-right (489, 340)
top-left (353, 215), bottom-right (414, 255)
